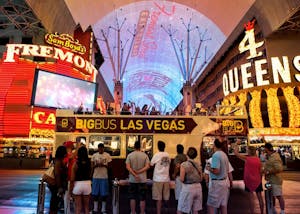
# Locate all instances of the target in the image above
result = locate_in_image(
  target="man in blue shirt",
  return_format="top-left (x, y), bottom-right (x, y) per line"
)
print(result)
top-left (206, 139), bottom-right (230, 214)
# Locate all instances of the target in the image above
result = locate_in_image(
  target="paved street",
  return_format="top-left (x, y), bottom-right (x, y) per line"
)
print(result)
top-left (0, 170), bottom-right (50, 214)
top-left (0, 169), bottom-right (299, 213)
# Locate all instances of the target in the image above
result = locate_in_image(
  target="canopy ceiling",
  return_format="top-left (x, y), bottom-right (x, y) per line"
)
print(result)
top-left (63, 0), bottom-right (256, 112)
top-left (24, 0), bottom-right (254, 112)
top-left (64, 0), bottom-right (255, 37)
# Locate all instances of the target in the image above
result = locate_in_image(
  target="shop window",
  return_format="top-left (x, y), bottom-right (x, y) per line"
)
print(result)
top-left (227, 137), bottom-right (248, 155)
top-left (88, 135), bottom-right (121, 156)
top-left (126, 135), bottom-right (153, 159)
top-left (76, 136), bottom-right (87, 145)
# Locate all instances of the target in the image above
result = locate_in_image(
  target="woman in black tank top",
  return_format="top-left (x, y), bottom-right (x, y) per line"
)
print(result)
top-left (70, 146), bottom-right (92, 214)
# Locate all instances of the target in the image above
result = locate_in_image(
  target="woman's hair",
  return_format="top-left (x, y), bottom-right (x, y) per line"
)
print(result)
top-left (55, 145), bottom-right (67, 159)
top-left (248, 146), bottom-right (257, 156)
top-left (76, 146), bottom-right (91, 180)
top-left (187, 147), bottom-right (197, 159)
top-left (77, 146), bottom-right (89, 162)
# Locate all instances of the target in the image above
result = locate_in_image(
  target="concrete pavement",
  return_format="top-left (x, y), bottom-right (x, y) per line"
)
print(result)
top-left (0, 170), bottom-right (299, 214)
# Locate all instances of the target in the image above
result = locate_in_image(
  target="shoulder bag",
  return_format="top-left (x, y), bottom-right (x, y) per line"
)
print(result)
top-left (42, 162), bottom-right (56, 186)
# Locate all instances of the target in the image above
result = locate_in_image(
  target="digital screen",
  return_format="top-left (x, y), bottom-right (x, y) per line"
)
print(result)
top-left (92, 1), bottom-right (226, 113)
top-left (31, 69), bottom-right (97, 111)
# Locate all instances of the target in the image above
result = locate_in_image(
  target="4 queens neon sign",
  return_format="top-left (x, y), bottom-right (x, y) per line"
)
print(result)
top-left (222, 19), bottom-right (300, 96)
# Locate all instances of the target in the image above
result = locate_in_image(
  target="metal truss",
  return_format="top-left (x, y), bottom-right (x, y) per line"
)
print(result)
top-left (0, 0), bottom-right (45, 35)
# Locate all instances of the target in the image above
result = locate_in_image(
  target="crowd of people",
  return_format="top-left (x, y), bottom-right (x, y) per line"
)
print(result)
top-left (77, 101), bottom-right (217, 116)
top-left (46, 139), bottom-right (285, 214)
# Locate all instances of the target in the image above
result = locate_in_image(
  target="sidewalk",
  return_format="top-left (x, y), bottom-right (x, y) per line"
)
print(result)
top-left (0, 170), bottom-right (299, 214)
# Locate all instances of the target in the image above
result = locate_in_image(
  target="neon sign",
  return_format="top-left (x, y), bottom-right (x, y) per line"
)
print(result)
top-left (223, 20), bottom-right (300, 96)
top-left (33, 111), bottom-right (56, 125)
top-left (45, 32), bottom-right (86, 55)
top-left (4, 44), bottom-right (97, 76)
top-left (57, 116), bottom-right (197, 134)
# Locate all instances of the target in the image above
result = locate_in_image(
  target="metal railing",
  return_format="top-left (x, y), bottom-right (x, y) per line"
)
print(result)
top-left (37, 179), bottom-right (46, 214)
top-left (265, 182), bottom-right (273, 214)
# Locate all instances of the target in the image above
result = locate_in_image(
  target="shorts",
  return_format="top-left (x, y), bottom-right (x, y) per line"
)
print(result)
top-left (245, 183), bottom-right (263, 193)
top-left (271, 184), bottom-right (282, 196)
top-left (175, 176), bottom-right (183, 200)
top-left (177, 183), bottom-right (202, 213)
top-left (152, 181), bottom-right (170, 201)
top-left (128, 183), bottom-right (147, 201)
top-left (207, 180), bottom-right (229, 208)
top-left (92, 178), bottom-right (109, 197)
top-left (72, 180), bottom-right (92, 195)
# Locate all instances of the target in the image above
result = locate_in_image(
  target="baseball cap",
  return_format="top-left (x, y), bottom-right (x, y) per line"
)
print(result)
top-left (63, 141), bottom-right (74, 148)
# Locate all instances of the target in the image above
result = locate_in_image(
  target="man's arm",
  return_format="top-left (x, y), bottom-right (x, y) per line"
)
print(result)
top-left (126, 163), bottom-right (138, 177)
top-left (210, 167), bottom-right (220, 175)
top-left (172, 162), bottom-right (181, 179)
top-left (233, 144), bottom-right (247, 161)
top-left (179, 165), bottom-right (186, 183)
top-left (135, 162), bottom-right (150, 174)
top-left (228, 171), bottom-right (233, 188)
top-left (265, 159), bottom-right (283, 175)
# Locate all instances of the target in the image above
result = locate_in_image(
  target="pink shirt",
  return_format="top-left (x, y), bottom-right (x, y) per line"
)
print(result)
top-left (244, 156), bottom-right (262, 191)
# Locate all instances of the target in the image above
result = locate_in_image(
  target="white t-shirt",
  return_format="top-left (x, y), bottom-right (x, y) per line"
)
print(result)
top-left (91, 152), bottom-right (112, 178)
top-left (151, 151), bottom-right (170, 182)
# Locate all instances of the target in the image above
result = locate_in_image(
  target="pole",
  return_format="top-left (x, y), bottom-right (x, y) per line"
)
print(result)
top-left (37, 179), bottom-right (45, 214)
top-left (112, 178), bottom-right (120, 214)
top-left (265, 182), bottom-right (273, 214)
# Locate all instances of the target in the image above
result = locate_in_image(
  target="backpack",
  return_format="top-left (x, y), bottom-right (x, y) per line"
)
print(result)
top-left (42, 162), bottom-right (56, 186)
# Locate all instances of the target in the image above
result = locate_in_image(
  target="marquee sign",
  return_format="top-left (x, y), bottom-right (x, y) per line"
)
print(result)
top-left (56, 116), bottom-right (197, 134)
top-left (45, 32), bottom-right (86, 55)
top-left (4, 44), bottom-right (97, 77)
top-left (207, 118), bottom-right (248, 136)
top-left (222, 20), bottom-right (300, 96)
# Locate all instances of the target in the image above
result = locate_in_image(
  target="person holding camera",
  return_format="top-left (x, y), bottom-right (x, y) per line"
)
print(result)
top-left (234, 143), bottom-right (264, 214)
top-left (264, 143), bottom-right (285, 214)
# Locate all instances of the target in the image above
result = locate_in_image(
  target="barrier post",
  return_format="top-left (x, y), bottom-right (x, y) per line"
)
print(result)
top-left (112, 178), bottom-right (120, 214)
top-left (265, 183), bottom-right (273, 214)
top-left (37, 179), bottom-right (46, 214)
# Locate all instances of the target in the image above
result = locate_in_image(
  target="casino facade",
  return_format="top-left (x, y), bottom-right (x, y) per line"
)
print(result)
top-left (0, 0), bottom-right (299, 168)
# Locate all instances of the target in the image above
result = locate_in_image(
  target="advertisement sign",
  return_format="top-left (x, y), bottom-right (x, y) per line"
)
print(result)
top-left (56, 116), bottom-right (197, 134)
top-left (206, 118), bottom-right (248, 136)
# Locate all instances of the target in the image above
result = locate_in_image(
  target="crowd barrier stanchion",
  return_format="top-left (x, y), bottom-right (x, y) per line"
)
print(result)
top-left (112, 178), bottom-right (120, 214)
top-left (265, 182), bottom-right (273, 214)
top-left (37, 179), bottom-right (46, 214)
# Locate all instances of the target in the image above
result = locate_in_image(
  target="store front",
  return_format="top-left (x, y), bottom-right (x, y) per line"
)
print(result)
top-left (0, 32), bottom-right (99, 168)
top-left (194, 19), bottom-right (300, 170)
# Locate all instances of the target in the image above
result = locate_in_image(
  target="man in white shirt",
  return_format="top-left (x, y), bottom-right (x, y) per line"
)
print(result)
top-left (91, 143), bottom-right (112, 214)
top-left (151, 141), bottom-right (171, 214)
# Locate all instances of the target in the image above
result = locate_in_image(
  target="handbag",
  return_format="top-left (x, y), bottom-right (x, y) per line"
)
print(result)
top-left (184, 160), bottom-right (202, 184)
top-left (42, 162), bottom-right (56, 186)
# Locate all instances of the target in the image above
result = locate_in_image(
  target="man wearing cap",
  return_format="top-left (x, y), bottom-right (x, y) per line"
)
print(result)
top-left (63, 141), bottom-right (76, 214)
top-left (264, 142), bottom-right (285, 214)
